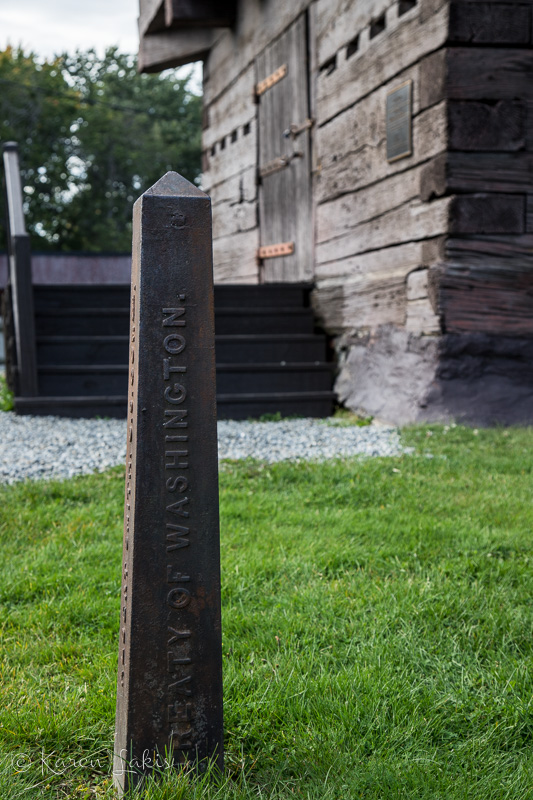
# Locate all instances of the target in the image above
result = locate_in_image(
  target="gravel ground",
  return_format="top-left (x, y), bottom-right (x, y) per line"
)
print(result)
top-left (0, 412), bottom-right (405, 485)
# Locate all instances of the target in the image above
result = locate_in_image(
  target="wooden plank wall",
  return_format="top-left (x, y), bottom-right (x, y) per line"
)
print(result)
top-left (313, 0), bottom-right (449, 337)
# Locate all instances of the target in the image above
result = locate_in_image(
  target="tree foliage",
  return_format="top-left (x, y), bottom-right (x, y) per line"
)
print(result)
top-left (0, 46), bottom-right (202, 252)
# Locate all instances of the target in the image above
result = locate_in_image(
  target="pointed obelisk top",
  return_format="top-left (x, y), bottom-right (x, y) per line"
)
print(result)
top-left (144, 170), bottom-right (207, 199)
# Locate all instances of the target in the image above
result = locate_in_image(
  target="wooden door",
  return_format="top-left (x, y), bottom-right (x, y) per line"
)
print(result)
top-left (256, 13), bottom-right (313, 283)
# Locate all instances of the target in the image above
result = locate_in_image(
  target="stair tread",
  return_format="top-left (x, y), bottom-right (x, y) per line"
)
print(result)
top-left (16, 395), bottom-right (127, 404)
top-left (216, 362), bottom-right (333, 371)
top-left (215, 307), bottom-right (312, 315)
top-left (37, 333), bottom-right (327, 342)
top-left (38, 364), bottom-right (129, 373)
top-left (37, 335), bottom-right (130, 342)
top-left (217, 390), bottom-right (336, 400)
top-left (38, 362), bottom-right (332, 372)
top-left (36, 308), bottom-right (129, 315)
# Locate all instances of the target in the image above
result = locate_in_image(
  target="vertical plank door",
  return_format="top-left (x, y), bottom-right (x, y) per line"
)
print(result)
top-left (256, 13), bottom-right (313, 283)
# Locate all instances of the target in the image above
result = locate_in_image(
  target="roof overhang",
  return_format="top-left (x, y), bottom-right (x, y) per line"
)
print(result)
top-left (138, 0), bottom-right (236, 72)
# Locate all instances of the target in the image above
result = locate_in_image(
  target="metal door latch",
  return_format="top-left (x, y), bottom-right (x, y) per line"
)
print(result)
top-left (283, 118), bottom-right (315, 139)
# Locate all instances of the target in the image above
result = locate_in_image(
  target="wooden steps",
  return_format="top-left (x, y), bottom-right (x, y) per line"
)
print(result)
top-left (14, 283), bottom-right (335, 419)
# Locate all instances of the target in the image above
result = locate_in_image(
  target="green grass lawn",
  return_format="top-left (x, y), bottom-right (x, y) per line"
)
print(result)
top-left (0, 424), bottom-right (532, 799)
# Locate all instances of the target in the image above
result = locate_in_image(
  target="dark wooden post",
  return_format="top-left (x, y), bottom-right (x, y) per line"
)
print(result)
top-left (113, 172), bottom-right (223, 794)
top-left (2, 142), bottom-right (38, 397)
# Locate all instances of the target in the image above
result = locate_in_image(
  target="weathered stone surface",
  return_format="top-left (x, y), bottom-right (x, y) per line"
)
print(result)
top-left (336, 326), bottom-right (533, 426)
top-left (114, 172), bottom-right (223, 794)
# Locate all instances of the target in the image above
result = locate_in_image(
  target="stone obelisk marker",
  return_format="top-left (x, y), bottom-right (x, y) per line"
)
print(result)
top-left (114, 173), bottom-right (223, 793)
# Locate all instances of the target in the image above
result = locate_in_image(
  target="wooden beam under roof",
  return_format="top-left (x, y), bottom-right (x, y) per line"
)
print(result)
top-left (138, 28), bottom-right (216, 73)
top-left (164, 0), bottom-right (237, 28)
top-left (138, 0), bottom-right (166, 38)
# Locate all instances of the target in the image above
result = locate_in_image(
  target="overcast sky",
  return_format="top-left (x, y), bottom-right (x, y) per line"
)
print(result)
top-left (0, 0), bottom-right (141, 58)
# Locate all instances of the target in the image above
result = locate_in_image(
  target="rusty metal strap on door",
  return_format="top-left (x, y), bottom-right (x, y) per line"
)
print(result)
top-left (283, 118), bottom-right (315, 139)
top-left (257, 242), bottom-right (294, 259)
top-left (256, 64), bottom-right (287, 97)
top-left (259, 151), bottom-right (302, 179)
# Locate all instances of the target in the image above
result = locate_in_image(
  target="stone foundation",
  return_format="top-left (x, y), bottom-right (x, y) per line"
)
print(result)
top-left (335, 326), bottom-right (533, 426)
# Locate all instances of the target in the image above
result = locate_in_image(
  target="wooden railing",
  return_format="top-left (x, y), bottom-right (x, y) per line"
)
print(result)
top-left (2, 142), bottom-right (38, 397)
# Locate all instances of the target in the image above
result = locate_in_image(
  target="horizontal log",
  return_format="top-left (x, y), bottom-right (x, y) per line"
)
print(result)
top-left (420, 152), bottom-right (533, 200)
top-left (448, 100), bottom-right (526, 151)
top-left (315, 239), bottom-right (427, 282)
top-left (138, 28), bottom-right (215, 72)
top-left (445, 234), bottom-right (533, 270)
top-left (314, 238), bottom-right (444, 333)
top-left (316, 197), bottom-right (451, 265)
top-left (201, 118), bottom-right (258, 192)
top-left (164, 0), bottom-right (236, 28)
top-left (207, 166), bottom-right (257, 208)
top-left (315, 275), bottom-right (408, 333)
top-left (138, 0), bottom-right (165, 38)
top-left (317, 164), bottom-right (423, 243)
top-left (441, 265), bottom-right (533, 336)
top-left (212, 195), bottom-right (257, 240)
top-left (448, 47), bottom-right (533, 102)
top-left (315, 0), bottom-right (395, 66)
top-left (448, 2), bottom-right (531, 44)
top-left (316, 0), bottom-right (448, 123)
top-left (527, 101), bottom-right (533, 153)
top-left (213, 229), bottom-right (259, 284)
top-left (449, 193), bottom-right (525, 234)
top-left (316, 97), bottom-right (447, 204)
top-left (317, 196), bottom-right (451, 265)
top-left (203, 65), bottom-right (256, 149)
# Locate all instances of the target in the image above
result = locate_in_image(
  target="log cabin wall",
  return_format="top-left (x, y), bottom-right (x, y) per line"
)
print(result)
top-left (311, 0), bottom-right (533, 424)
top-left (312, 0), bottom-right (450, 422)
top-left (140, 0), bottom-right (533, 425)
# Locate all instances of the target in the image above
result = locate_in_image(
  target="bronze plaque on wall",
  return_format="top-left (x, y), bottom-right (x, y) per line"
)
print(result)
top-left (386, 80), bottom-right (412, 162)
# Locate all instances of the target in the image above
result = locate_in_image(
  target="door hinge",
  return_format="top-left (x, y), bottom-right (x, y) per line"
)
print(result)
top-left (257, 242), bottom-right (295, 259)
top-left (256, 64), bottom-right (287, 97)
